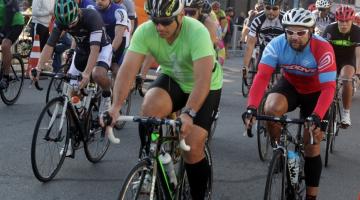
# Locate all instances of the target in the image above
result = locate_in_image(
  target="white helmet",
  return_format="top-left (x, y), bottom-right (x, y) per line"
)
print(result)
top-left (282, 8), bottom-right (316, 28)
top-left (315, 0), bottom-right (331, 9)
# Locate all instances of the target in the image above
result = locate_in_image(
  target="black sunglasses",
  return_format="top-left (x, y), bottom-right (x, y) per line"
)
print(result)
top-left (151, 17), bottom-right (175, 26)
top-left (185, 8), bottom-right (198, 16)
top-left (265, 6), bottom-right (279, 11)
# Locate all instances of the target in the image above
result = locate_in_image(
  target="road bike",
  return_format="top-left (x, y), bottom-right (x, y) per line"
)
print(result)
top-left (31, 71), bottom-right (110, 182)
top-left (102, 114), bottom-right (213, 200)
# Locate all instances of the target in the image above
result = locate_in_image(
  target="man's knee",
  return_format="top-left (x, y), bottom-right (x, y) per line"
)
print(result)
top-left (1, 39), bottom-right (12, 50)
top-left (91, 67), bottom-right (108, 82)
top-left (264, 96), bottom-right (287, 115)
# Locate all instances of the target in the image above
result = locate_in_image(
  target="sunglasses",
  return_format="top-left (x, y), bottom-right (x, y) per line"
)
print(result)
top-left (151, 17), bottom-right (175, 26)
top-left (185, 8), bottom-right (198, 16)
top-left (265, 6), bottom-right (279, 11)
top-left (285, 29), bottom-right (309, 36)
top-left (318, 8), bottom-right (327, 11)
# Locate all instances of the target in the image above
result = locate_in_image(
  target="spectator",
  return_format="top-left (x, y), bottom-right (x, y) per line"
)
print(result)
top-left (225, 7), bottom-right (234, 57)
top-left (31, 0), bottom-right (55, 50)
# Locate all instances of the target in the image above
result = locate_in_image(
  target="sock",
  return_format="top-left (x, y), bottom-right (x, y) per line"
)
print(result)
top-left (185, 158), bottom-right (210, 200)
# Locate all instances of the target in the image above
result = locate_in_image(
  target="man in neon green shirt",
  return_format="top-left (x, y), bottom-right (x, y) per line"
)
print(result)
top-left (0, 0), bottom-right (24, 89)
top-left (104, 0), bottom-right (222, 199)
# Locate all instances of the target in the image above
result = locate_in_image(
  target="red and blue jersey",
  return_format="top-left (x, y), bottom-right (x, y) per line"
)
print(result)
top-left (248, 34), bottom-right (336, 118)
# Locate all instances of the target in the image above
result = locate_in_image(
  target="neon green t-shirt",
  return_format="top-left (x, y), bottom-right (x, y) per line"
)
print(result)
top-left (0, 0), bottom-right (24, 27)
top-left (128, 16), bottom-right (223, 93)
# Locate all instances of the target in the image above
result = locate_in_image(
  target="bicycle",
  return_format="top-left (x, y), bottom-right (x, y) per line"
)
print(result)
top-left (0, 43), bottom-right (25, 105)
top-left (324, 76), bottom-right (356, 167)
top-left (31, 71), bottom-right (110, 182)
top-left (241, 45), bottom-right (260, 98)
top-left (249, 114), bottom-right (309, 200)
top-left (102, 114), bottom-right (213, 200)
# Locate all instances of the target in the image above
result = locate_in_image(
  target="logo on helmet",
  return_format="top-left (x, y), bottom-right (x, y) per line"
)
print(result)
top-left (166, 0), bottom-right (176, 17)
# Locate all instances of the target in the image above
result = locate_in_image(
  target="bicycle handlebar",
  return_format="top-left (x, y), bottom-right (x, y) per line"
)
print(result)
top-left (31, 69), bottom-right (82, 91)
top-left (101, 112), bottom-right (191, 151)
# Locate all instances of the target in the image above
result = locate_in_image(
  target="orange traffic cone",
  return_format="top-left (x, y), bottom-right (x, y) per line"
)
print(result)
top-left (27, 34), bottom-right (41, 76)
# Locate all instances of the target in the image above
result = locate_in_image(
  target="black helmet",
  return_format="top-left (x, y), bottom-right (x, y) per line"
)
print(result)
top-left (184, 0), bottom-right (204, 8)
top-left (263, 0), bottom-right (282, 6)
top-left (202, 0), bottom-right (211, 14)
top-left (145, 0), bottom-right (184, 18)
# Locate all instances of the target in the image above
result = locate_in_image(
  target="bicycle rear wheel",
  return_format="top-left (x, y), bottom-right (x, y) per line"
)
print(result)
top-left (31, 97), bottom-right (70, 182)
top-left (0, 54), bottom-right (24, 105)
top-left (264, 149), bottom-right (288, 200)
top-left (257, 96), bottom-right (272, 161)
top-left (84, 100), bottom-right (110, 163)
top-left (118, 160), bottom-right (164, 200)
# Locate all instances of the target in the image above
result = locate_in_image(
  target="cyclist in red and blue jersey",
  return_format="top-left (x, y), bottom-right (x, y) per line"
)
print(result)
top-left (323, 5), bottom-right (360, 127)
top-left (96, 0), bottom-right (131, 80)
top-left (243, 8), bottom-right (336, 200)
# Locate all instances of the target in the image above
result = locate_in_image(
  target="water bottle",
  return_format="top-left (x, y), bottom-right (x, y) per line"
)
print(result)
top-left (287, 150), bottom-right (300, 186)
top-left (159, 153), bottom-right (178, 188)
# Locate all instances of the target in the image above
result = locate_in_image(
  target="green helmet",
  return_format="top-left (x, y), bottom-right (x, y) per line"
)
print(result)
top-left (54, 0), bottom-right (79, 26)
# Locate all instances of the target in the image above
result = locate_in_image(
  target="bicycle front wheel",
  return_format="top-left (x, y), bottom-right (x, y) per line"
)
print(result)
top-left (264, 149), bottom-right (288, 200)
top-left (84, 100), bottom-right (110, 163)
top-left (46, 77), bottom-right (65, 103)
top-left (0, 54), bottom-right (24, 105)
top-left (31, 97), bottom-right (70, 182)
top-left (118, 160), bottom-right (164, 200)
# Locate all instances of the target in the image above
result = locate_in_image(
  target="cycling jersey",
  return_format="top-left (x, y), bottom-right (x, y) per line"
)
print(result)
top-left (323, 23), bottom-right (360, 64)
top-left (248, 34), bottom-right (337, 118)
top-left (120, 0), bottom-right (137, 20)
top-left (96, 3), bottom-right (130, 43)
top-left (47, 8), bottom-right (111, 53)
top-left (312, 10), bottom-right (335, 36)
top-left (248, 11), bottom-right (285, 50)
top-left (0, 0), bottom-right (24, 28)
top-left (78, 0), bottom-right (96, 9)
top-left (128, 16), bottom-right (223, 93)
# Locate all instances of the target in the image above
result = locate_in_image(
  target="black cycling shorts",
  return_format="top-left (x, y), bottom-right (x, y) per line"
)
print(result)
top-left (269, 77), bottom-right (328, 130)
top-left (149, 74), bottom-right (221, 133)
top-left (0, 25), bottom-right (23, 44)
top-left (336, 57), bottom-right (356, 74)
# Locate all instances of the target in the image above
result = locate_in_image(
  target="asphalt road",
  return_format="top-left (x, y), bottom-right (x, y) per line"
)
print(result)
top-left (0, 56), bottom-right (359, 200)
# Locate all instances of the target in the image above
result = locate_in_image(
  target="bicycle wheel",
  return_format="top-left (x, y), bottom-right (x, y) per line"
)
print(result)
top-left (31, 97), bottom-right (70, 182)
top-left (179, 144), bottom-right (213, 200)
top-left (0, 54), bottom-right (24, 105)
top-left (114, 94), bottom-right (132, 130)
top-left (208, 109), bottom-right (219, 143)
top-left (83, 100), bottom-right (110, 163)
top-left (241, 59), bottom-right (257, 97)
top-left (118, 160), bottom-right (164, 200)
top-left (46, 77), bottom-right (65, 103)
top-left (257, 96), bottom-right (272, 161)
top-left (325, 103), bottom-right (335, 167)
top-left (264, 149), bottom-right (288, 200)
top-left (330, 101), bottom-right (341, 153)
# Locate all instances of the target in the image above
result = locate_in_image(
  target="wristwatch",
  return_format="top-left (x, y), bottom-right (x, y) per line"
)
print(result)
top-left (182, 107), bottom-right (197, 119)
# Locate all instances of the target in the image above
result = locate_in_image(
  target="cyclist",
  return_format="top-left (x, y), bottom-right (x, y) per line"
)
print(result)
top-left (102, 0), bottom-right (222, 199)
top-left (211, 1), bottom-right (227, 40)
top-left (0, 0), bottom-right (24, 89)
top-left (323, 5), bottom-right (360, 127)
top-left (242, 0), bottom-right (285, 78)
top-left (113, 0), bottom-right (138, 33)
top-left (313, 0), bottom-right (335, 36)
top-left (95, 0), bottom-right (131, 80)
top-left (243, 8), bottom-right (336, 200)
top-left (76, 0), bottom-right (96, 9)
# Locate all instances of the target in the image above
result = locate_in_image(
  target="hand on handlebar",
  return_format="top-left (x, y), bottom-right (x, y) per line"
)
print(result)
top-left (179, 113), bottom-right (193, 139)
top-left (242, 107), bottom-right (257, 137)
top-left (305, 113), bottom-right (322, 144)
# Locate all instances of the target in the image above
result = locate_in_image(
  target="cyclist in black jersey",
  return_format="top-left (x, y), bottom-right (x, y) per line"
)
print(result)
top-left (0, 0), bottom-right (24, 89)
top-left (242, 0), bottom-right (284, 78)
top-left (323, 5), bottom-right (360, 127)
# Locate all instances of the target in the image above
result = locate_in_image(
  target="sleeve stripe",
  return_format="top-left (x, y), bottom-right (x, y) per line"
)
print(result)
top-left (319, 71), bottom-right (336, 83)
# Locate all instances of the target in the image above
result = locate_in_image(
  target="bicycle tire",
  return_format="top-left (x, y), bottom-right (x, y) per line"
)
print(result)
top-left (331, 101), bottom-right (341, 153)
top-left (325, 102), bottom-right (336, 167)
top-left (264, 149), bottom-right (287, 200)
top-left (84, 99), bottom-right (110, 163)
top-left (208, 109), bottom-right (219, 143)
top-left (257, 96), bottom-right (272, 162)
top-left (114, 94), bottom-right (132, 130)
top-left (0, 54), bottom-right (24, 105)
top-left (118, 160), bottom-right (164, 200)
top-left (31, 97), bottom-right (70, 182)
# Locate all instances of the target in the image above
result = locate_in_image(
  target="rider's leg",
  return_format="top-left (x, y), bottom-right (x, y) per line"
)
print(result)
top-left (340, 65), bottom-right (355, 125)
top-left (1, 38), bottom-right (12, 75)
